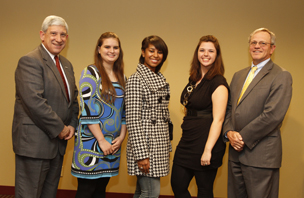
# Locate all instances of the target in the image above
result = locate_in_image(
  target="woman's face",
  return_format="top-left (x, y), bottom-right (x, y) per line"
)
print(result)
top-left (141, 44), bottom-right (163, 72)
top-left (98, 38), bottom-right (120, 66)
top-left (197, 42), bottom-right (217, 69)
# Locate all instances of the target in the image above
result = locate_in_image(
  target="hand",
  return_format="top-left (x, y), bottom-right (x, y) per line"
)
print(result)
top-left (58, 125), bottom-right (69, 139)
top-left (112, 136), bottom-right (124, 154)
top-left (64, 125), bottom-right (75, 140)
top-left (227, 131), bottom-right (244, 151)
top-left (137, 158), bottom-right (150, 174)
top-left (201, 150), bottom-right (211, 166)
top-left (98, 139), bottom-right (114, 156)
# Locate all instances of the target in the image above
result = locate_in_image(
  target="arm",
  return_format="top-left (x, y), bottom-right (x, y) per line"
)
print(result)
top-left (125, 75), bottom-right (150, 172)
top-left (15, 55), bottom-right (65, 139)
top-left (201, 85), bottom-right (228, 166)
top-left (222, 72), bottom-right (244, 151)
top-left (112, 95), bottom-right (127, 154)
top-left (88, 124), bottom-right (113, 155)
top-left (78, 66), bottom-right (114, 155)
top-left (62, 62), bottom-right (79, 140)
top-left (222, 72), bottom-right (236, 142)
top-left (112, 124), bottom-right (126, 154)
top-left (67, 65), bottom-right (80, 129)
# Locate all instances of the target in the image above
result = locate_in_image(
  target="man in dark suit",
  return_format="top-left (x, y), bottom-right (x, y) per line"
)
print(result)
top-left (12, 15), bottom-right (79, 198)
top-left (223, 28), bottom-right (292, 198)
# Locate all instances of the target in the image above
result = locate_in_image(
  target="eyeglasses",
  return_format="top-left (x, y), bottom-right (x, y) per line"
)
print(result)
top-left (249, 41), bottom-right (273, 47)
top-left (182, 83), bottom-right (196, 106)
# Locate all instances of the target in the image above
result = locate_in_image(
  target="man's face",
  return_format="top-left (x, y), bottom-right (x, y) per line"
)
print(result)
top-left (40, 25), bottom-right (68, 55)
top-left (249, 31), bottom-right (275, 65)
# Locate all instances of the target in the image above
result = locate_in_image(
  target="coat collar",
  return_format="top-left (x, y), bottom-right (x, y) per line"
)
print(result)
top-left (136, 63), bottom-right (168, 92)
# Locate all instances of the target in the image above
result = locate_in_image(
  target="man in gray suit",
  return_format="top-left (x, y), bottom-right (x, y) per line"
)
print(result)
top-left (223, 28), bottom-right (292, 198)
top-left (12, 15), bottom-right (79, 198)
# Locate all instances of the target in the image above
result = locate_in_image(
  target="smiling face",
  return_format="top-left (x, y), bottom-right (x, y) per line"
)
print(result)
top-left (197, 42), bottom-right (217, 70)
top-left (98, 38), bottom-right (120, 66)
top-left (141, 44), bottom-right (163, 72)
top-left (250, 31), bottom-right (276, 65)
top-left (40, 25), bottom-right (68, 56)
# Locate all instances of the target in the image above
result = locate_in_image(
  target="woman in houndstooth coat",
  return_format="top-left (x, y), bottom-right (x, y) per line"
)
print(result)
top-left (125, 35), bottom-right (171, 197)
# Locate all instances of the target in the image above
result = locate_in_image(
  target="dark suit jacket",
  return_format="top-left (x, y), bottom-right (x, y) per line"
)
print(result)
top-left (12, 44), bottom-right (79, 159)
top-left (223, 60), bottom-right (292, 168)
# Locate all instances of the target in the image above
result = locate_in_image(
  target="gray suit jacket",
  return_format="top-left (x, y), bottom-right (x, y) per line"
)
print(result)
top-left (12, 44), bottom-right (79, 159)
top-left (223, 60), bottom-right (292, 168)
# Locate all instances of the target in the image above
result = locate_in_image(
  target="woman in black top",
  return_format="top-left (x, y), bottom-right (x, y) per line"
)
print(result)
top-left (171, 35), bottom-right (229, 198)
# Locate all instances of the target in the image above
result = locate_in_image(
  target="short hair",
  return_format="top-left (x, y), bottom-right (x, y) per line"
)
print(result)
top-left (248, 28), bottom-right (276, 45)
top-left (190, 35), bottom-right (225, 81)
top-left (139, 35), bottom-right (168, 73)
top-left (41, 15), bottom-right (69, 33)
top-left (94, 32), bottom-right (125, 103)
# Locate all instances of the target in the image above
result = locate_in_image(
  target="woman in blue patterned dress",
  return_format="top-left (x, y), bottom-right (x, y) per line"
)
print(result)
top-left (71, 32), bottom-right (126, 198)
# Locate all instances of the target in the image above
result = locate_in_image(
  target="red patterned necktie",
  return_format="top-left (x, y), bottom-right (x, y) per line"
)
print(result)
top-left (54, 55), bottom-right (70, 103)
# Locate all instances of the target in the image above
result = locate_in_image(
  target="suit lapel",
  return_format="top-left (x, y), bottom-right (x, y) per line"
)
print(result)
top-left (39, 45), bottom-right (70, 103)
top-left (237, 60), bottom-right (273, 105)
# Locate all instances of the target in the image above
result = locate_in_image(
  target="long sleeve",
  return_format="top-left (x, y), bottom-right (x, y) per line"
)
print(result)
top-left (125, 74), bottom-right (150, 161)
top-left (15, 55), bottom-right (65, 139)
top-left (78, 66), bottom-right (101, 125)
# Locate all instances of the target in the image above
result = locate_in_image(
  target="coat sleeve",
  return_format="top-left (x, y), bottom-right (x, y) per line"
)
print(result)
top-left (222, 74), bottom-right (235, 142)
top-left (78, 67), bottom-right (101, 125)
top-left (121, 75), bottom-right (127, 125)
top-left (125, 74), bottom-right (150, 161)
top-left (240, 70), bottom-right (292, 149)
top-left (67, 61), bottom-right (79, 129)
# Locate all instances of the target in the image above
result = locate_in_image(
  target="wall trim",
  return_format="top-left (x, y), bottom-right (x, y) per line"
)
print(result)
top-left (1, 185), bottom-right (227, 198)
top-left (0, 186), bottom-right (14, 194)
top-left (0, 185), bottom-right (228, 198)
top-left (0, 186), bottom-right (177, 198)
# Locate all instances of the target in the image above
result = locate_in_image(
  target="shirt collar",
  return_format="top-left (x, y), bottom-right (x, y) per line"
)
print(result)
top-left (251, 58), bottom-right (270, 69)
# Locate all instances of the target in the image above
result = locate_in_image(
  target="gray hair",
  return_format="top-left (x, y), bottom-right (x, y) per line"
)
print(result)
top-left (41, 15), bottom-right (69, 33)
top-left (248, 28), bottom-right (276, 45)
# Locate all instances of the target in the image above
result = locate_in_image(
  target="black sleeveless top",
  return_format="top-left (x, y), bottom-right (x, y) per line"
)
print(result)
top-left (173, 75), bottom-right (229, 170)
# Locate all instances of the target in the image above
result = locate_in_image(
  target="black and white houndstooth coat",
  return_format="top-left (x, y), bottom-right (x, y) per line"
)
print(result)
top-left (125, 63), bottom-right (172, 177)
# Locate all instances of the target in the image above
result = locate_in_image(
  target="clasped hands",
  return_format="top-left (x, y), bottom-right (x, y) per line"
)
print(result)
top-left (227, 131), bottom-right (244, 152)
top-left (58, 125), bottom-right (75, 140)
top-left (97, 136), bottom-right (124, 156)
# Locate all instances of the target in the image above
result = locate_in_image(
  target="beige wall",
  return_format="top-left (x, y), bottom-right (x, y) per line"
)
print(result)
top-left (1, 0), bottom-right (303, 197)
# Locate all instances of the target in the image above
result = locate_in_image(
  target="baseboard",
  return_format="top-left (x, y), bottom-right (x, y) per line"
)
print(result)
top-left (0, 186), bottom-right (176, 198)
top-left (0, 186), bottom-right (14, 194)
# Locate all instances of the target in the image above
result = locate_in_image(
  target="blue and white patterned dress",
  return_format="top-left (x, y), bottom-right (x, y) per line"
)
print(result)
top-left (71, 65), bottom-right (125, 179)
